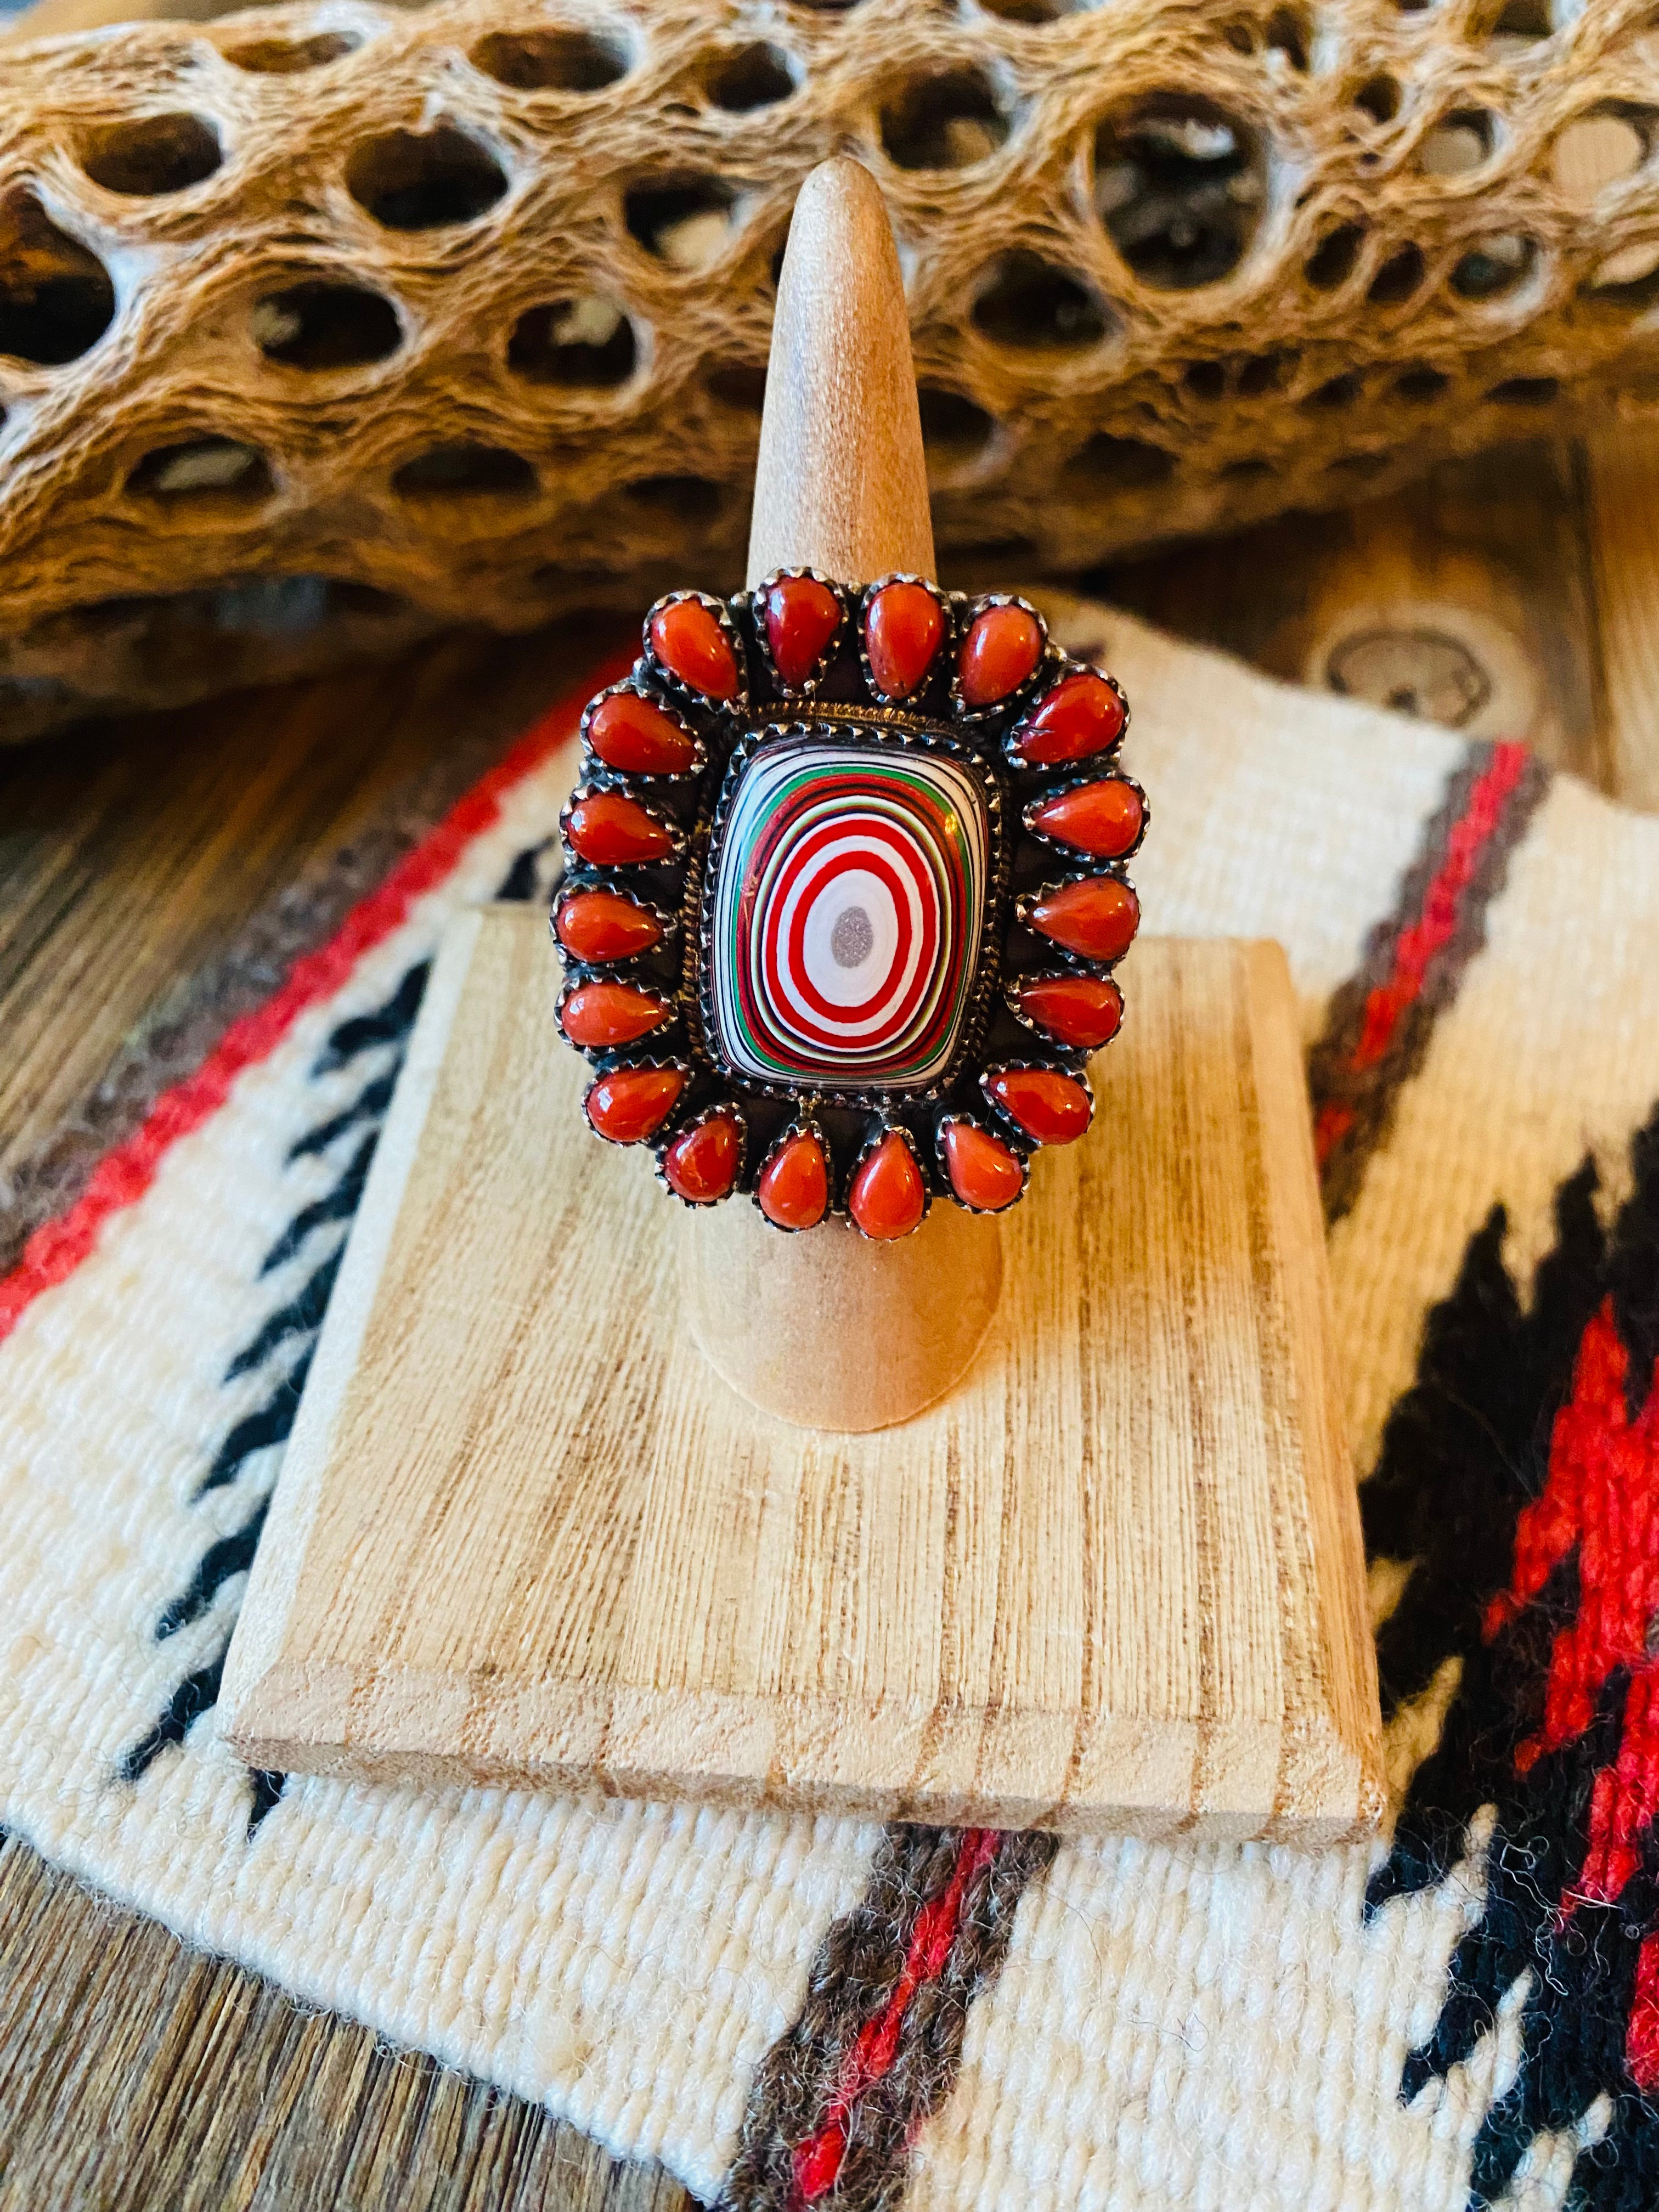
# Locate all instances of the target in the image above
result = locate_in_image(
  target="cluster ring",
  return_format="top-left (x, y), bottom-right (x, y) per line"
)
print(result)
top-left (552, 573), bottom-right (1145, 1238)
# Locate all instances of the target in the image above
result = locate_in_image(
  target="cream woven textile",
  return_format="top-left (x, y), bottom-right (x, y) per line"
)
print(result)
top-left (4, 596), bottom-right (1659, 2207)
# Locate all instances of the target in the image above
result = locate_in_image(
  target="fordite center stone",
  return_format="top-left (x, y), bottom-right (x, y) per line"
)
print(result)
top-left (556, 579), bottom-right (1142, 1232)
top-left (709, 733), bottom-right (989, 1093)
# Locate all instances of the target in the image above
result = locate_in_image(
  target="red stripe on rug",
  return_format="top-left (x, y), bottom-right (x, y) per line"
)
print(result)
top-left (1313, 740), bottom-right (1529, 1171)
top-left (0, 653), bottom-right (628, 1346)
top-left (790, 1827), bottom-right (1000, 2207)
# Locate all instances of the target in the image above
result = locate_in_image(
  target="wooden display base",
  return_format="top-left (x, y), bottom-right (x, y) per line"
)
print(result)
top-left (219, 906), bottom-right (1385, 1842)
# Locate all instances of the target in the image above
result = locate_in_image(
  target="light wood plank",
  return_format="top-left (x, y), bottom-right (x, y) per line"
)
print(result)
top-left (221, 907), bottom-right (1384, 1843)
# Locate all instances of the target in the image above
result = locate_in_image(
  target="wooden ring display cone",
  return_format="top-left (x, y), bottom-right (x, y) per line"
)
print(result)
top-left (680, 156), bottom-right (1001, 1435)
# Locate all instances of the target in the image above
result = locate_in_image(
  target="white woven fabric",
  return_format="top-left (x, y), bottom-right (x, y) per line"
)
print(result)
top-left (4, 595), bottom-right (1657, 2207)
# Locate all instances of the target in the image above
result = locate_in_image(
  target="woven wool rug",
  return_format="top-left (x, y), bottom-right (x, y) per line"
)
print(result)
top-left (4, 593), bottom-right (1659, 2212)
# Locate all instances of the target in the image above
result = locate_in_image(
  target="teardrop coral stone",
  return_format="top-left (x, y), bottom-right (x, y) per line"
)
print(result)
top-left (555, 889), bottom-right (662, 963)
top-left (942, 1120), bottom-right (1025, 1211)
top-left (566, 791), bottom-right (675, 866)
top-left (585, 1065), bottom-right (685, 1144)
top-left (1016, 973), bottom-right (1123, 1049)
top-left (865, 582), bottom-right (944, 701)
top-left (650, 597), bottom-right (739, 699)
top-left (664, 1114), bottom-right (741, 1203)
top-left (986, 1068), bottom-right (1092, 1146)
top-left (764, 577), bottom-right (842, 687)
top-left (561, 981), bottom-right (670, 1049)
top-left (1028, 877), bottom-right (1140, 963)
top-left (588, 691), bottom-right (697, 776)
top-left (849, 1130), bottom-right (926, 1239)
top-left (1031, 780), bottom-right (1143, 859)
top-left (1018, 672), bottom-right (1126, 765)
top-left (757, 1130), bottom-right (829, 1231)
top-left (959, 604), bottom-right (1043, 707)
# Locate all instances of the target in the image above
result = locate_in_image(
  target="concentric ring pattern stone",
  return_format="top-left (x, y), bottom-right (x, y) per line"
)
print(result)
top-left (707, 732), bottom-right (991, 1092)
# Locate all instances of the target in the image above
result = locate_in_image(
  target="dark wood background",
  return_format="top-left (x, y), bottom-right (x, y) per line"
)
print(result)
top-left (4, 431), bottom-right (1657, 2210)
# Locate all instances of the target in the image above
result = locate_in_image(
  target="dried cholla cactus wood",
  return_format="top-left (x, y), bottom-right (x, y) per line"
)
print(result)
top-left (4, 0), bottom-right (1659, 738)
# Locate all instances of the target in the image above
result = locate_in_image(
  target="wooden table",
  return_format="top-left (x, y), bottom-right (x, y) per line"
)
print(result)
top-left (3, 435), bottom-right (1657, 2211)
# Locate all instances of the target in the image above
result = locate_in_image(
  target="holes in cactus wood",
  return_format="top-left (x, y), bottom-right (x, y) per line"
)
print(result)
top-left (1395, 363), bottom-right (1450, 399)
top-left (224, 31), bottom-right (358, 72)
top-left (471, 26), bottom-right (631, 93)
top-left (881, 67), bottom-right (1008, 171)
top-left (975, 0), bottom-right (1080, 19)
top-left (1420, 109), bottom-right (1495, 177)
top-left (81, 114), bottom-right (221, 197)
top-left (1182, 359), bottom-right (1226, 400)
top-left (1354, 77), bottom-right (1401, 126)
top-left (1221, 5), bottom-right (1307, 65)
top-left (1263, 8), bottom-right (1311, 71)
top-left (0, 194), bottom-right (115, 365)
top-left (393, 444), bottom-right (538, 500)
top-left (509, 296), bottom-right (637, 386)
top-left (347, 126), bottom-right (508, 230)
top-left (1585, 240), bottom-right (1659, 306)
top-left (705, 360), bottom-right (766, 410)
top-left (128, 438), bottom-right (274, 508)
top-left (1094, 98), bottom-right (1265, 290)
top-left (1069, 432), bottom-right (1175, 488)
top-left (918, 385), bottom-right (996, 464)
top-left (1172, 350), bottom-right (1291, 404)
top-left (1451, 234), bottom-right (1536, 299)
top-left (702, 44), bottom-right (797, 112)
top-left (1488, 0), bottom-right (1551, 44)
top-left (1305, 369), bottom-right (1362, 408)
top-left (1237, 348), bottom-right (1292, 393)
top-left (1487, 374), bottom-right (1558, 404)
top-left (1369, 244), bottom-right (1424, 305)
top-left (625, 178), bottom-right (737, 268)
top-left (253, 281), bottom-right (400, 370)
top-left (1305, 223), bottom-right (1362, 289)
top-left (627, 473), bottom-right (723, 520)
top-left (1553, 108), bottom-right (1651, 209)
top-left (971, 251), bottom-right (1110, 348)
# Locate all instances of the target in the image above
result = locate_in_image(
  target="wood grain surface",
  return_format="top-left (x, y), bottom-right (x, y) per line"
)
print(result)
top-left (221, 915), bottom-right (1381, 1841)
top-left (0, 1832), bottom-right (682, 2212)
top-left (1102, 439), bottom-right (1622, 793)
top-left (4, 435), bottom-right (1659, 2204)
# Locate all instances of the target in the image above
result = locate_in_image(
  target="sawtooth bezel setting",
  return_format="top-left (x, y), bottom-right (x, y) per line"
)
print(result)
top-left (553, 575), bottom-right (1145, 1235)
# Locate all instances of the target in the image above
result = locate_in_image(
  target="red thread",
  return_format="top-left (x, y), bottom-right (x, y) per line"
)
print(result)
top-left (0, 652), bottom-right (631, 1346)
top-left (1630, 1933), bottom-right (1659, 2091)
top-left (1483, 1300), bottom-right (1659, 1769)
top-left (791, 1829), bottom-right (1000, 2206)
top-left (1346, 742), bottom-right (1529, 1077)
top-left (1313, 1099), bottom-right (1356, 1171)
top-left (1482, 1296), bottom-right (1659, 1923)
top-left (1582, 1664), bottom-right (1659, 1907)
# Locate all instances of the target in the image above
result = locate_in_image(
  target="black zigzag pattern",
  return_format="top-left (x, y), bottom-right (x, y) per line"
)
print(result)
top-left (1365, 1108), bottom-right (1659, 2212)
top-left (120, 841), bottom-right (560, 1835)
